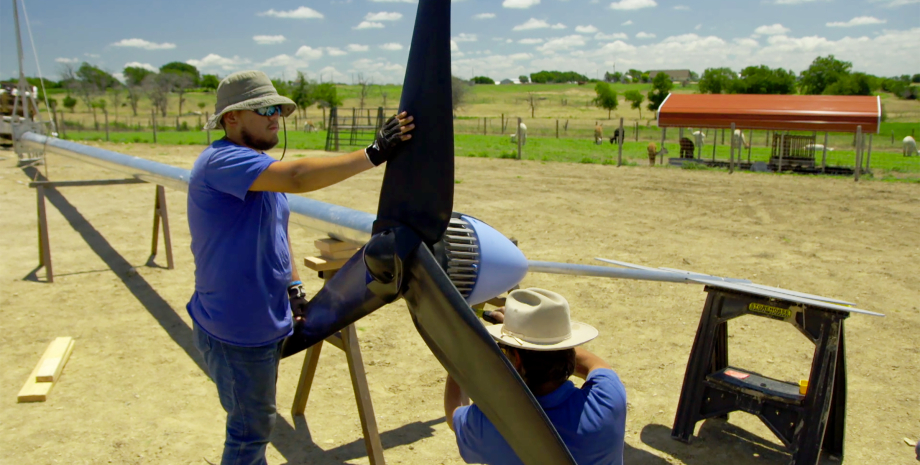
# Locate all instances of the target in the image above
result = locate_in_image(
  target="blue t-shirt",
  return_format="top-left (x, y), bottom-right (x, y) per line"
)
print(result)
top-left (453, 368), bottom-right (627, 465)
top-left (186, 139), bottom-right (293, 347)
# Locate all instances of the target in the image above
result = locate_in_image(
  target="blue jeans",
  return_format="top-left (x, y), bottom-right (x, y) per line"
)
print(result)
top-left (194, 324), bottom-right (283, 465)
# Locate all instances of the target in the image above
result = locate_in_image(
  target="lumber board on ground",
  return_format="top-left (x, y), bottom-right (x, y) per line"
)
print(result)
top-left (304, 256), bottom-right (349, 272)
top-left (314, 238), bottom-right (362, 254)
top-left (321, 248), bottom-right (360, 260)
top-left (18, 337), bottom-right (74, 403)
top-left (36, 337), bottom-right (75, 382)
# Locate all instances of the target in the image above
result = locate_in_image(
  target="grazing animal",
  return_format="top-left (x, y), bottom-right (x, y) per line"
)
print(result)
top-left (303, 121), bottom-right (317, 132)
top-left (692, 130), bottom-right (705, 150)
top-left (594, 123), bottom-right (604, 145)
top-left (647, 143), bottom-right (668, 166)
top-left (804, 143), bottom-right (834, 153)
top-left (679, 137), bottom-right (695, 159)
top-left (608, 127), bottom-right (623, 144)
top-left (732, 129), bottom-right (750, 149)
top-left (904, 136), bottom-right (918, 157)
top-left (510, 122), bottom-right (527, 145)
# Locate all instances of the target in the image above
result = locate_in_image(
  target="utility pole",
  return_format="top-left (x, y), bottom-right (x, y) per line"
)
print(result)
top-left (13, 0), bottom-right (31, 121)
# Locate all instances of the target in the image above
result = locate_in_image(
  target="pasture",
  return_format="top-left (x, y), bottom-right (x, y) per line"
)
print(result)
top-left (1, 141), bottom-right (918, 464)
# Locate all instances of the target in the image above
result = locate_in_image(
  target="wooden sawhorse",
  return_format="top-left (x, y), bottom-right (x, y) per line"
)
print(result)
top-left (291, 238), bottom-right (385, 465)
top-left (671, 286), bottom-right (848, 465)
top-left (31, 179), bottom-right (174, 282)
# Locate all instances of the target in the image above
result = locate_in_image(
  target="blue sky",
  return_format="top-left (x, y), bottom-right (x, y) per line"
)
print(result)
top-left (0, 0), bottom-right (917, 85)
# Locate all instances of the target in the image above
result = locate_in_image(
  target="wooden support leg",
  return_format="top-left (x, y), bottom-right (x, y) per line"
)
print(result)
top-left (343, 324), bottom-right (386, 465)
top-left (36, 186), bottom-right (53, 282)
top-left (150, 185), bottom-right (174, 269)
top-left (291, 342), bottom-right (324, 418)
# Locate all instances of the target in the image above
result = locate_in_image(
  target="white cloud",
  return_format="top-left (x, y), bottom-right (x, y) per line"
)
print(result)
top-left (450, 40), bottom-right (460, 52)
top-left (295, 46), bottom-right (324, 60)
top-left (454, 33), bottom-right (478, 42)
top-left (869, 0), bottom-right (919, 6)
top-left (827, 16), bottom-right (887, 27)
top-left (621, 20), bottom-right (633, 26)
top-left (84, 53), bottom-right (100, 58)
top-left (113, 72), bottom-right (125, 83)
top-left (519, 38), bottom-right (544, 44)
top-left (253, 35), bottom-right (286, 45)
top-left (503, 0), bottom-right (540, 8)
top-left (551, 23), bottom-right (567, 29)
top-left (595, 32), bottom-right (628, 40)
top-left (474, 13), bottom-right (496, 19)
top-left (609, 0), bottom-right (657, 10)
top-left (55, 57), bottom-right (79, 64)
top-left (349, 58), bottom-right (406, 83)
top-left (636, 32), bottom-right (656, 38)
top-left (536, 35), bottom-right (587, 52)
top-left (348, 44), bottom-right (370, 52)
top-left (754, 24), bottom-right (790, 35)
top-left (186, 54), bottom-right (250, 71)
top-left (379, 42), bottom-right (404, 51)
top-left (369, 0), bottom-right (416, 2)
top-left (354, 21), bottom-right (385, 29)
top-left (317, 66), bottom-right (346, 83)
top-left (111, 38), bottom-right (176, 50)
top-left (258, 6), bottom-right (324, 19)
top-left (673, 5), bottom-right (690, 9)
top-left (513, 18), bottom-right (551, 30)
top-left (124, 62), bottom-right (158, 72)
top-left (326, 47), bottom-right (347, 56)
top-left (774, 0), bottom-right (828, 3)
top-left (365, 11), bottom-right (402, 21)
top-left (694, 24), bottom-right (702, 30)
top-left (260, 54), bottom-right (305, 68)
top-left (575, 25), bottom-right (599, 33)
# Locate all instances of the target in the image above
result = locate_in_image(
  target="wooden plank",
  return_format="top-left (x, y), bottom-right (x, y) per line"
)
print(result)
top-left (18, 337), bottom-right (74, 403)
top-left (342, 324), bottom-right (386, 464)
top-left (304, 256), bottom-right (349, 272)
top-left (314, 237), bottom-right (362, 254)
top-left (321, 248), bottom-right (359, 261)
top-left (35, 337), bottom-right (75, 382)
top-left (291, 342), bottom-right (324, 417)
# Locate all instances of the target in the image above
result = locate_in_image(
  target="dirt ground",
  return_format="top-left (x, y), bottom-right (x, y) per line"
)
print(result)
top-left (1, 141), bottom-right (918, 465)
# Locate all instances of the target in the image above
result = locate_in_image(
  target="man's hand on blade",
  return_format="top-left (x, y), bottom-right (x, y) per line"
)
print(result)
top-left (288, 283), bottom-right (308, 323)
top-left (365, 111), bottom-right (415, 166)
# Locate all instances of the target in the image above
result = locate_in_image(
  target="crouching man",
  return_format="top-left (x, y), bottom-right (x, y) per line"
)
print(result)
top-left (444, 288), bottom-right (627, 465)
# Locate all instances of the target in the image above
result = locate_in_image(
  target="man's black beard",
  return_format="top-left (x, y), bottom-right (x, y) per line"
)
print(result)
top-left (241, 127), bottom-right (279, 151)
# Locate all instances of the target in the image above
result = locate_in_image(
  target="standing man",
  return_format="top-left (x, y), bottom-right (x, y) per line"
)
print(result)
top-left (187, 70), bottom-right (414, 465)
top-left (445, 288), bottom-right (628, 465)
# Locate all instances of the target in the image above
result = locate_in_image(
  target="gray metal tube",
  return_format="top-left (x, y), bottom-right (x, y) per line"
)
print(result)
top-left (21, 132), bottom-right (374, 243)
top-left (527, 261), bottom-right (703, 283)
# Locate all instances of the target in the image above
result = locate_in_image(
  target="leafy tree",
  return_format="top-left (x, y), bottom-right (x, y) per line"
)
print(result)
top-left (604, 71), bottom-right (623, 83)
top-left (519, 75), bottom-right (529, 84)
top-left (640, 72), bottom-right (650, 83)
top-left (698, 67), bottom-right (736, 94)
top-left (76, 63), bottom-right (119, 90)
top-left (823, 72), bottom-right (873, 96)
top-left (123, 67), bottom-right (154, 87)
top-left (272, 79), bottom-right (292, 97)
top-left (451, 75), bottom-right (469, 114)
top-left (291, 72), bottom-right (315, 118)
top-left (160, 62), bottom-right (197, 115)
top-left (529, 70), bottom-right (589, 83)
top-left (731, 65), bottom-right (796, 94)
top-left (143, 73), bottom-right (174, 117)
top-left (472, 76), bottom-right (495, 85)
top-left (912, 74), bottom-right (920, 84)
top-left (107, 87), bottom-right (124, 121)
top-left (647, 72), bottom-right (673, 111)
top-left (159, 62), bottom-right (200, 86)
top-left (68, 62), bottom-right (118, 127)
top-left (624, 90), bottom-right (645, 119)
top-left (627, 69), bottom-right (642, 82)
top-left (799, 55), bottom-right (851, 95)
top-left (689, 71), bottom-right (700, 81)
top-left (201, 74), bottom-right (220, 90)
top-left (593, 82), bottom-right (618, 119)
top-left (313, 82), bottom-right (342, 126)
top-left (63, 95), bottom-right (77, 113)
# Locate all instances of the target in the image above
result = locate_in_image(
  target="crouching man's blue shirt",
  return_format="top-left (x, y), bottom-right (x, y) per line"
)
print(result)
top-left (186, 139), bottom-right (293, 347)
top-left (453, 368), bottom-right (627, 465)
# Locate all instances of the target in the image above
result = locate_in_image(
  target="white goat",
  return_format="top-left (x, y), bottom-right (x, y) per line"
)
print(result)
top-left (904, 136), bottom-right (918, 157)
top-left (692, 131), bottom-right (705, 149)
top-left (732, 129), bottom-right (750, 149)
top-left (510, 122), bottom-right (527, 145)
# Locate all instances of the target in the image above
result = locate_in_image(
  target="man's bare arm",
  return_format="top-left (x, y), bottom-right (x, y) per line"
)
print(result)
top-left (250, 149), bottom-right (374, 193)
top-left (444, 374), bottom-right (470, 431)
top-left (573, 347), bottom-right (612, 379)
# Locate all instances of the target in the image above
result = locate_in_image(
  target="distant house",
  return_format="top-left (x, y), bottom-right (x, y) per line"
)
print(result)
top-left (648, 69), bottom-right (693, 82)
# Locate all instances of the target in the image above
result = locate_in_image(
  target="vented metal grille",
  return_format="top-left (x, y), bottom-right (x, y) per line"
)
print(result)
top-left (445, 217), bottom-right (480, 298)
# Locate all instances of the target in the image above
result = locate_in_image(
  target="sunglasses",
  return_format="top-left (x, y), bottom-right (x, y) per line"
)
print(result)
top-left (252, 105), bottom-right (282, 117)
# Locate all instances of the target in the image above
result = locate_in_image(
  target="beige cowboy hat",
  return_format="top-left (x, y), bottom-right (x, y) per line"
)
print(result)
top-left (486, 288), bottom-right (598, 351)
top-left (204, 70), bottom-right (297, 130)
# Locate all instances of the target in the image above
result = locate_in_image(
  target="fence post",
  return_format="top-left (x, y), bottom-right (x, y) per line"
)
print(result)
top-left (483, 117), bottom-right (487, 135)
top-left (712, 128), bottom-right (717, 161)
top-left (721, 128), bottom-right (725, 145)
top-left (104, 109), bottom-right (110, 142)
top-left (679, 127), bottom-right (684, 142)
top-left (556, 119), bottom-right (559, 139)
top-left (747, 129), bottom-right (753, 163)
top-left (501, 114), bottom-right (505, 133)
top-left (152, 110), bottom-right (157, 144)
top-left (617, 117), bottom-right (624, 167)
top-left (205, 112), bottom-right (211, 145)
top-left (865, 133), bottom-right (873, 173)
top-left (821, 132), bottom-right (828, 173)
top-left (854, 126), bottom-right (862, 181)
top-left (516, 117), bottom-right (523, 160)
top-left (891, 130), bottom-right (894, 145)
top-left (765, 130), bottom-right (769, 147)
top-left (659, 127), bottom-right (667, 165)
top-left (60, 114), bottom-right (67, 139)
top-left (175, 115), bottom-right (180, 131)
top-left (729, 122), bottom-right (735, 174)
top-left (778, 132), bottom-right (785, 173)
top-left (635, 122), bottom-right (639, 142)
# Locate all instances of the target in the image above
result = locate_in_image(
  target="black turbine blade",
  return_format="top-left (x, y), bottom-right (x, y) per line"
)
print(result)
top-left (281, 248), bottom-right (388, 358)
top-left (373, 0), bottom-right (454, 244)
top-left (404, 244), bottom-right (578, 465)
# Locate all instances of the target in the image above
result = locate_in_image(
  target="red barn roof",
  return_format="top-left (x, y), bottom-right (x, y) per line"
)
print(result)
top-left (657, 94), bottom-right (881, 133)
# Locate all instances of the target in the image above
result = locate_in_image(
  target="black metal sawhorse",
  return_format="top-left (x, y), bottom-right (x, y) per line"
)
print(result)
top-left (671, 286), bottom-right (847, 465)
top-left (30, 179), bottom-right (174, 282)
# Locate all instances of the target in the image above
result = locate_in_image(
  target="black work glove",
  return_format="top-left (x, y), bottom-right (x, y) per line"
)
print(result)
top-left (365, 112), bottom-right (413, 166)
top-left (288, 282), bottom-right (308, 322)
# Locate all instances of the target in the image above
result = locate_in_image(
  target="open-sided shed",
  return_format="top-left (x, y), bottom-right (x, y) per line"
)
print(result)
top-left (657, 94), bottom-right (881, 134)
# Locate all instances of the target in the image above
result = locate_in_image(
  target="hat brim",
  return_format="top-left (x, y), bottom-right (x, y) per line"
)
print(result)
top-left (486, 321), bottom-right (598, 351)
top-left (204, 95), bottom-right (297, 130)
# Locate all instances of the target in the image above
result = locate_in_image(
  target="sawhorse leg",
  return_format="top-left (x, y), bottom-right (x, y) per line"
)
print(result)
top-left (150, 185), bottom-right (174, 269)
top-left (36, 185), bottom-right (53, 282)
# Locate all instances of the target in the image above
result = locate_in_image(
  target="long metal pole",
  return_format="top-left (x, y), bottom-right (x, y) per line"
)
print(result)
top-left (13, 0), bottom-right (31, 120)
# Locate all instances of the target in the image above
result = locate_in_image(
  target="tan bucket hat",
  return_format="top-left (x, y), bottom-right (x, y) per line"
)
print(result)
top-left (486, 288), bottom-right (598, 351)
top-left (204, 70), bottom-right (297, 130)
